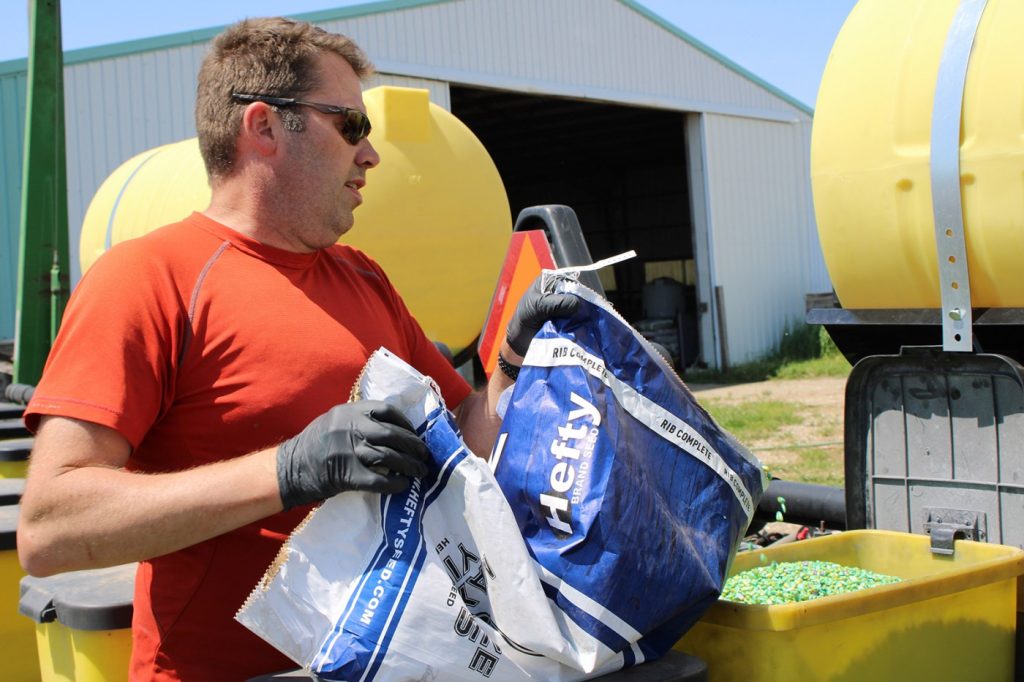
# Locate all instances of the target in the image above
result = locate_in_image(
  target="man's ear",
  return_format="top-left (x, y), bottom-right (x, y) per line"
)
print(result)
top-left (238, 102), bottom-right (279, 157)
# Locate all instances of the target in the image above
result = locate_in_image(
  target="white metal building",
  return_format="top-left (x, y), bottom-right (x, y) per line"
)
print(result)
top-left (0, 0), bottom-right (831, 368)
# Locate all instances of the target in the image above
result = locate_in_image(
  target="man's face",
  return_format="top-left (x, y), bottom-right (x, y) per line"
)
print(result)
top-left (277, 52), bottom-right (380, 251)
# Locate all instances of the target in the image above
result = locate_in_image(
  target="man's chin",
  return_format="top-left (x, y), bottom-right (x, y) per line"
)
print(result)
top-left (332, 222), bottom-right (354, 244)
top-left (330, 213), bottom-right (355, 242)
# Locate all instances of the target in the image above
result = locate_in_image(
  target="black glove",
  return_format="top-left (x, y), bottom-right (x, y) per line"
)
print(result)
top-left (276, 400), bottom-right (431, 510)
top-left (505, 275), bottom-right (580, 356)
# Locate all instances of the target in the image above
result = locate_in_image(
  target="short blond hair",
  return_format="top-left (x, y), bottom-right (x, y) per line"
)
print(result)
top-left (195, 17), bottom-right (373, 179)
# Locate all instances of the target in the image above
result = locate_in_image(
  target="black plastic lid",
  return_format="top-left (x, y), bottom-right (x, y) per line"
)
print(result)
top-left (844, 348), bottom-right (1024, 532)
top-left (0, 478), bottom-right (24, 506)
top-left (0, 505), bottom-right (17, 551)
top-left (0, 437), bottom-right (32, 462)
top-left (0, 403), bottom-right (26, 420)
top-left (19, 563), bottom-right (137, 630)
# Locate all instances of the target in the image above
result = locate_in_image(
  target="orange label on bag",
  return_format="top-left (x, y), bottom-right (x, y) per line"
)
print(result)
top-left (477, 231), bottom-right (556, 378)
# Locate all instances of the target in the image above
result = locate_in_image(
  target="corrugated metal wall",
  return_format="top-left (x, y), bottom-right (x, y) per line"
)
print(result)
top-left (367, 73), bottom-right (449, 110)
top-left (0, 72), bottom-right (27, 341)
top-left (0, 0), bottom-right (821, 361)
top-left (801, 118), bottom-right (832, 294)
top-left (701, 112), bottom-right (823, 364)
top-left (63, 48), bottom-right (207, 286)
top-left (320, 0), bottom-right (805, 121)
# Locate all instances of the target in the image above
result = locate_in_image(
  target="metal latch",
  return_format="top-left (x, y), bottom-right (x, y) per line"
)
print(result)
top-left (922, 507), bottom-right (986, 555)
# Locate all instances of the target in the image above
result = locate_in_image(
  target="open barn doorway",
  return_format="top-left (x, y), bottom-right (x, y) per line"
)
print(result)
top-left (451, 86), bottom-right (702, 369)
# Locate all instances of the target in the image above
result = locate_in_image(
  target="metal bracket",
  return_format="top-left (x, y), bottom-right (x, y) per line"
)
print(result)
top-left (930, 0), bottom-right (989, 352)
top-left (922, 507), bottom-right (986, 555)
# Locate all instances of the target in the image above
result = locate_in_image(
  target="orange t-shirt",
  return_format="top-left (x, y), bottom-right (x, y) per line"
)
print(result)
top-left (25, 213), bottom-right (472, 681)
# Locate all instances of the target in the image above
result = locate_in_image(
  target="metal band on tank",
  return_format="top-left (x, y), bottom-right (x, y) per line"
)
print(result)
top-left (104, 149), bottom-right (164, 250)
top-left (930, 0), bottom-right (989, 352)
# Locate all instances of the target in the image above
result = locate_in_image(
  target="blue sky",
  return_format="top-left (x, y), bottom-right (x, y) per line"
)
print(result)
top-left (1, 0), bottom-right (857, 108)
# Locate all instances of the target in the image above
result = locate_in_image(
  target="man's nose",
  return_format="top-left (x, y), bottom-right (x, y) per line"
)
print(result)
top-left (358, 138), bottom-right (380, 168)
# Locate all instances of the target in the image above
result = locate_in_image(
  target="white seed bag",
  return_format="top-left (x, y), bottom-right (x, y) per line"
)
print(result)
top-left (237, 348), bottom-right (625, 681)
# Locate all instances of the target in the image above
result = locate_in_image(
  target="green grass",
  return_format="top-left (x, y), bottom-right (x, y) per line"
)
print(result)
top-left (765, 448), bottom-right (845, 487)
top-left (701, 399), bottom-right (802, 442)
top-left (684, 324), bottom-right (851, 384)
top-left (772, 354), bottom-right (852, 379)
top-left (691, 323), bottom-right (849, 488)
top-left (701, 398), bottom-right (844, 486)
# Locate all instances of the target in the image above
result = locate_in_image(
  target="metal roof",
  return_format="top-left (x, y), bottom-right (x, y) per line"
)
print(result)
top-left (0, 0), bottom-right (813, 116)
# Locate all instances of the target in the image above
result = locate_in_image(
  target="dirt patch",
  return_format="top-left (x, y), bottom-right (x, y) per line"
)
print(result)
top-left (688, 377), bottom-right (847, 485)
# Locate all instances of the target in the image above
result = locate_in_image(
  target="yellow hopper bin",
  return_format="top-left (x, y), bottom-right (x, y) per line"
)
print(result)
top-left (18, 563), bottom-right (136, 682)
top-left (2, 506), bottom-right (40, 681)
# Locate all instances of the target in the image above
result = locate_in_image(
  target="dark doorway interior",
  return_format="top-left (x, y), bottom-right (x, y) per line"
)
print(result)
top-left (450, 86), bottom-right (700, 368)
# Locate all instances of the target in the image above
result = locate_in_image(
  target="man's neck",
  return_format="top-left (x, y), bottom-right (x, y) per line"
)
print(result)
top-left (203, 181), bottom-right (316, 254)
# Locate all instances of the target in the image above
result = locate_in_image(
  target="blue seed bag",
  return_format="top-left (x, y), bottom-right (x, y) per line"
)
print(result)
top-left (491, 271), bottom-right (767, 664)
top-left (239, 349), bottom-right (651, 681)
top-left (239, 270), bottom-right (765, 679)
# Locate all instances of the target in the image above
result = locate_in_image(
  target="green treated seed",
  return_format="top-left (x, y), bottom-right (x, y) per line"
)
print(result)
top-left (720, 560), bottom-right (902, 605)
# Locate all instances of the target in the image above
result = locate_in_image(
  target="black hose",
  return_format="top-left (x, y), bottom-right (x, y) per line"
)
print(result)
top-left (757, 479), bottom-right (846, 530)
top-left (4, 383), bottom-right (35, 405)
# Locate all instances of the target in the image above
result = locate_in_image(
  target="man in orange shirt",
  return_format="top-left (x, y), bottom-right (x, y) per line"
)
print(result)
top-left (17, 17), bottom-right (574, 681)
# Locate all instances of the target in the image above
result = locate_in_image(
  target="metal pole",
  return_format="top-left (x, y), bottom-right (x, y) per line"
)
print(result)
top-left (14, 0), bottom-right (69, 385)
top-left (714, 285), bottom-right (729, 372)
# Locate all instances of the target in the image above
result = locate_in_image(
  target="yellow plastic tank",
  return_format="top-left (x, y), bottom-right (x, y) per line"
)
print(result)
top-left (811, 0), bottom-right (1024, 309)
top-left (80, 86), bottom-right (510, 354)
top-left (676, 530), bottom-right (1024, 682)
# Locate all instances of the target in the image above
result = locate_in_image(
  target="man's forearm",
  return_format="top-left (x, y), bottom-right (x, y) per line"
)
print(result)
top-left (19, 433), bottom-right (283, 576)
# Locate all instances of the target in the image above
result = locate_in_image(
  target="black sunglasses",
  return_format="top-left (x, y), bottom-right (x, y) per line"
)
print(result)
top-left (231, 92), bottom-right (372, 145)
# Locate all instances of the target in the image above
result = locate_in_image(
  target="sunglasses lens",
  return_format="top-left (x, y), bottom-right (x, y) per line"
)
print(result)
top-left (342, 111), bottom-right (371, 145)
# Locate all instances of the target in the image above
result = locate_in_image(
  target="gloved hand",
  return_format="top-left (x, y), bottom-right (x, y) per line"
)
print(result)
top-left (505, 275), bottom-right (580, 356)
top-left (276, 400), bottom-right (431, 510)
